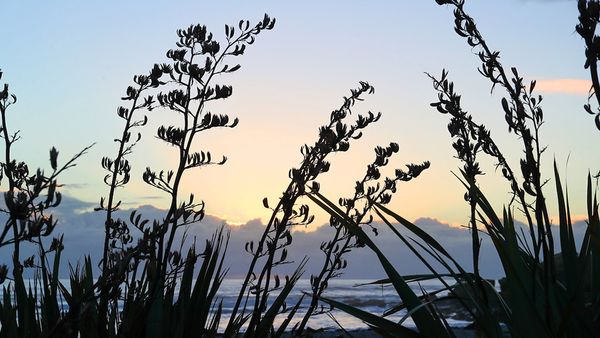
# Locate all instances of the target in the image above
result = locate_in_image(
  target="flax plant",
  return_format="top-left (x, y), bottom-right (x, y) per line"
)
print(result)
top-left (112, 16), bottom-right (275, 337)
top-left (224, 82), bottom-right (382, 336)
top-left (577, 0), bottom-right (600, 130)
top-left (142, 15), bottom-right (274, 284)
top-left (0, 70), bottom-right (93, 338)
top-left (94, 62), bottom-right (164, 336)
top-left (296, 144), bottom-right (430, 334)
top-left (1, 15), bottom-right (276, 337)
top-left (309, 1), bottom-right (600, 337)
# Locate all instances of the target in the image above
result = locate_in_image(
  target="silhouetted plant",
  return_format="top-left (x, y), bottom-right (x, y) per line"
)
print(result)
top-left (311, 1), bottom-right (600, 337)
top-left (296, 144), bottom-right (430, 334)
top-left (94, 61), bottom-right (163, 336)
top-left (440, 0), bottom-right (561, 317)
top-left (224, 82), bottom-right (382, 336)
top-left (0, 70), bottom-right (93, 338)
top-left (577, 0), bottom-right (600, 130)
top-left (102, 15), bottom-right (275, 337)
top-left (5, 1), bottom-right (599, 336)
top-left (0, 15), bottom-right (276, 338)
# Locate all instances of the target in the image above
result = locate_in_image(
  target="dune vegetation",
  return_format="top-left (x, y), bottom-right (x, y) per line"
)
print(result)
top-left (0, 1), bottom-right (599, 337)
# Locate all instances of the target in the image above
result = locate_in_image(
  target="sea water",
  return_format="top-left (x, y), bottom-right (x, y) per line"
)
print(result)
top-left (215, 278), bottom-right (473, 331)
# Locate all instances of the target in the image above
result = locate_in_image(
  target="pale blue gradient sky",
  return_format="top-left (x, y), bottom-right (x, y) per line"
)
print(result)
top-left (0, 0), bottom-right (596, 228)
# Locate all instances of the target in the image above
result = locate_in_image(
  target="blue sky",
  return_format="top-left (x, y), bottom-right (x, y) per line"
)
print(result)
top-left (0, 0), bottom-right (596, 230)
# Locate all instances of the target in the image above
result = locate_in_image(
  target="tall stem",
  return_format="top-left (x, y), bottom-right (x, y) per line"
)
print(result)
top-left (0, 104), bottom-right (18, 279)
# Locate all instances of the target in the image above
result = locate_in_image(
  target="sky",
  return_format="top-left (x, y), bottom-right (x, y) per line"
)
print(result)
top-left (0, 0), bottom-right (598, 273)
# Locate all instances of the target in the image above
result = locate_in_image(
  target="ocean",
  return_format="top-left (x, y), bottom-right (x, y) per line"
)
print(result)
top-left (215, 278), bottom-right (474, 331)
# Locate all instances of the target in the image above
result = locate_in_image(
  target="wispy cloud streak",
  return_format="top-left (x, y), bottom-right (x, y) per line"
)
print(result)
top-left (534, 78), bottom-right (591, 95)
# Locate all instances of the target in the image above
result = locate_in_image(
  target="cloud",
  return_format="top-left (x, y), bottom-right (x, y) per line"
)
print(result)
top-left (534, 78), bottom-right (591, 95)
top-left (0, 194), bottom-right (589, 281)
top-left (140, 195), bottom-right (164, 200)
top-left (62, 183), bottom-right (89, 190)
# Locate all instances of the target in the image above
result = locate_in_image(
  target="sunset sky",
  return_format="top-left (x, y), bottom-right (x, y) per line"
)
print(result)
top-left (0, 0), bottom-right (597, 231)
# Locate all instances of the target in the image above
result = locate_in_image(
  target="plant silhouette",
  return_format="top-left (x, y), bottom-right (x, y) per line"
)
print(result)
top-left (0, 2), bottom-right (598, 337)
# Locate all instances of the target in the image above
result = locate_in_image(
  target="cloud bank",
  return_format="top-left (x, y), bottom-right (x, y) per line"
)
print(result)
top-left (0, 195), bottom-right (588, 280)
